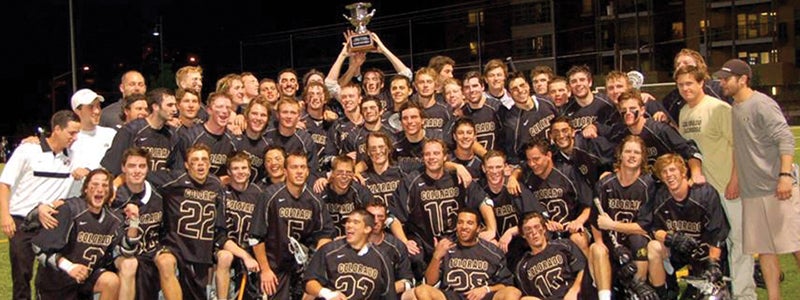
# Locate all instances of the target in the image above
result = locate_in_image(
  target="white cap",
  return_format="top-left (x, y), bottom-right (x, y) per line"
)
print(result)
top-left (70, 88), bottom-right (105, 111)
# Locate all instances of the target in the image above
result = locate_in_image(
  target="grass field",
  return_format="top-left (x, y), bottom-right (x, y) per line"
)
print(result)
top-left (1, 130), bottom-right (800, 299)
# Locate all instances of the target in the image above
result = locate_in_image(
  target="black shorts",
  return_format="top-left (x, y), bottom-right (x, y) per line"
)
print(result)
top-left (157, 248), bottom-right (211, 300)
top-left (273, 268), bottom-right (305, 300)
top-left (136, 257), bottom-right (161, 300)
top-left (36, 265), bottom-right (108, 300)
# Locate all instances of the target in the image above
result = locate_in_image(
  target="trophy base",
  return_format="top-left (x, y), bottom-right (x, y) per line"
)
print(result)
top-left (349, 33), bottom-right (375, 52)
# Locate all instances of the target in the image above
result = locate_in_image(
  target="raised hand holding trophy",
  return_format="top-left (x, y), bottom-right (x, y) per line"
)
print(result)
top-left (343, 2), bottom-right (376, 52)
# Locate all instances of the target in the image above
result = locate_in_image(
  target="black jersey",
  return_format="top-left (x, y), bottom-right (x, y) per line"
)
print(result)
top-left (373, 233), bottom-right (415, 284)
top-left (635, 118), bottom-right (703, 165)
top-left (249, 184), bottom-right (336, 272)
top-left (361, 165), bottom-right (405, 207)
top-left (392, 129), bottom-right (445, 167)
top-left (301, 113), bottom-right (337, 171)
top-left (438, 238), bottom-right (513, 292)
top-left (32, 197), bottom-right (125, 272)
top-left (391, 171), bottom-right (489, 248)
top-left (563, 93), bottom-right (619, 130)
top-left (304, 240), bottom-right (396, 300)
top-left (222, 183), bottom-right (262, 248)
top-left (498, 97), bottom-right (558, 165)
top-left (110, 182), bottom-right (165, 258)
top-left (593, 174), bottom-right (656, 244)
top-left (172, 124), bottom-right (238, 177)
top-left (233, 134), bottom-right (270, 183)
top-left (342, 125), bottom-right (396, 163)
top-left (331, 118), bottom-right (362, 151)
top-left (553, 135), bottom-right (615, 188)
top-left (651, 183), bottom-right (730, 258)
top-left (263, 127), bottom-right (320, 174)
top-left (420, 101), bottom-right (454, 132)
top-left (515, 239), bottom-right (586, 299)
top-left (483, 183), bottom-right (545, 237)
top-left (521, 164), bottom-right (592, 225)
top-left (322, 183), bottom-right (373, 237)
top-left (449, 155), bottom-right (482, 181)
top-left (148, 170), bottom-right (227, 264)
top-left (462, 99), bottom-right (502, 151)
top-left (101, 118), bottom-right (178, 176)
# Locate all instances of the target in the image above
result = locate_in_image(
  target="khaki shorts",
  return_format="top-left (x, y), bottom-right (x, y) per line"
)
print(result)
top-left (742, 186), bottom-right (800, 254)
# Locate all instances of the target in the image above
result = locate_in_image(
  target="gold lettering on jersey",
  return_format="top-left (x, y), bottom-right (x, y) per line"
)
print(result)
top-left (607, 198), bottom-right (641, 211)
top-left (142, 146), bottom-right (170, 160)
top-left (209, 153), bottom-right (228, 166)
top-left (526, 255), bottom-right (564, 279)
top-left (249, 155), bottom-right (264, 172)
top-left (278, 207), bottom-right (312, 220)
top-left (183, 189), bottom-right (218, 202)
top-left (327, 202), bottom-right (355, 215)
top-left (665, 219), bottom-right (702, 234)
top-left (533, 188), bottom-right (563, 200)
top-left (569, 116), bottom-right (596, 130)
top-left (420, 187), bottom-right (460, 202)
top-left (681, 119), bottom-right (702, 134)
top-left (449, 258), bottom-right (489, 271)
top-left (494, 204), bottom-right (516, 217)
top-left (337, 262), bottom-right (379, 279)
top-left (226, 199), bottom-right (255, 214)
top-left (646, 147), bottom-right (657, 159)
top-left (367, 180), bottom-right (399, 195)
top-left (312, 133), bottom-right (327, 145)
top-left (474, 122), bottom-right (495, 134)
top-left (424, 118), bottom-right (444, 129)
top-left (139, 211), bottom-right (162, 225)
top-left (528, 115), bottom-right (554, 139)
top-left (77, 232), bottom-right (114, 247)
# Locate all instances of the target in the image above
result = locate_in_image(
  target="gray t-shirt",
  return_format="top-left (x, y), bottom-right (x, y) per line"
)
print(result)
top-left (731, 91), bottom-right (795, 198)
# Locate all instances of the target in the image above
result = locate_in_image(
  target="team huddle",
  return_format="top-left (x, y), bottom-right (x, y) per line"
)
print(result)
top-left (1, 39), bottom-right (800, 300)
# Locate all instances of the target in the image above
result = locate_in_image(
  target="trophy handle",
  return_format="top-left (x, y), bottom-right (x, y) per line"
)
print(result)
top-left (343, 14), bottom-right (354, 22)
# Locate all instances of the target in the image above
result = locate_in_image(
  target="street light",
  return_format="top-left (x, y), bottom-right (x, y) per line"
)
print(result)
top-left (153, 16), bottom-right (164, 71)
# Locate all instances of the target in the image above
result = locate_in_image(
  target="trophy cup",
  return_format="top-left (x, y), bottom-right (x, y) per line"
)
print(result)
top-left (343, 2), bottom-right (376, 52)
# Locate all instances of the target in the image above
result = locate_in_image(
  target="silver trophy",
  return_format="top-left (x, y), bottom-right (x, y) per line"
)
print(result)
top-left (343, 2), bottom-right (376, 52)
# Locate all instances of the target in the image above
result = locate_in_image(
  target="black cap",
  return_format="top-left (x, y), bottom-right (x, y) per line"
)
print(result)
top-left (713, 59), bottom-right (752, 79)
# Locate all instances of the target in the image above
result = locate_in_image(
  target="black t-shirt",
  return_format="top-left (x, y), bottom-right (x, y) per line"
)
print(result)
top-left (101, 118), bottom-right (178, 176)
top-left (515, 239), bottom-right (587, 299)
top-left (148, 170), bottom-right (228, 264)
top-left (438, 238), bottom-right (513, 292)
top-left (304, 240), bottom-right (396, 300)
top-left (249, 184), bottom-right (335, 273)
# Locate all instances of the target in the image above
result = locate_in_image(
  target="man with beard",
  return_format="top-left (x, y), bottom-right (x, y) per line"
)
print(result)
top-left (390, 139), bottom-right (496, 281)
top-left (304, 209), bottom-right (396, 300)
top-left (277, 69), bottom-right (300, 99)
top-left (647, 154), bottom-right (730, 300)
top-left (499, 72), bottom-right (557, 167)
top-left (149, 144), bottom-right (228, 300)
top-left (513, 212), bottom-right (586, 300)
top-left (31, 169), bottom-right (131, 300)
top-left (414, 208), bottom-right (516, 300)
top-left (250, 153), bottom-right (336, 300)
top-left (321, 155), bottom-right (373, 237)
top-left (102, 88), bottom-right (179, 176)
top-left (590, 136), bottom-right (658, 300)
top-left (170, 92), bottom-right (239, 177)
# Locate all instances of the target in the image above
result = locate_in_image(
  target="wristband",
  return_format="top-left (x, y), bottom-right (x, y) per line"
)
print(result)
top-left (58, 258), bottom-right (76, 273)
top-left (779, 172), bottom-right (794, 178)
top-left (319, 288), bottom-right (337, 300)
top-left (485, 286), bottom-right (491, 293)
top-left (403, 280), bottom-right (412, 293)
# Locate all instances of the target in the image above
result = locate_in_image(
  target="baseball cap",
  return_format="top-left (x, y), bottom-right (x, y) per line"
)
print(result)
top-left (70, 88), bottom-right (105, 111)
top-left (713, 59), bottom-right (752, 79)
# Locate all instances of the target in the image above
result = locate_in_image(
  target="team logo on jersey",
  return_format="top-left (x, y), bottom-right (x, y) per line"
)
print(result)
top-left (139, 137), bottom-right (148, 142)
top-left (278, 198), bottom-right (286, 202)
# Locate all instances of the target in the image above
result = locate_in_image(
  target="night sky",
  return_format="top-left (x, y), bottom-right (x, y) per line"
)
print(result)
top-left (3, 0), bottom-right (446, 140)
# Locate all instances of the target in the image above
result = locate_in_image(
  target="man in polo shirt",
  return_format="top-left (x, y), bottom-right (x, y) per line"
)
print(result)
top-left (0, 109), bottom-right (82, 299)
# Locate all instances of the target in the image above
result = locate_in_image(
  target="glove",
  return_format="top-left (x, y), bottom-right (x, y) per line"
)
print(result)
top-left (613, 244), bottom-right (632, 265)
top-left (664, 232), bottom-right (699, 255)
top-left (617, 261), bottom-right (638, 280)
top-left (704, 260), bottom-right (723, 284)
top-left (628, 278), bottom-right (659, 300)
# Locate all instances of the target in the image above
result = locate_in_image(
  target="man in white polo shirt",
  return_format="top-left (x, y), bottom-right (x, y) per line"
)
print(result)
top-left (0, 109), bottom-right (81, 300)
